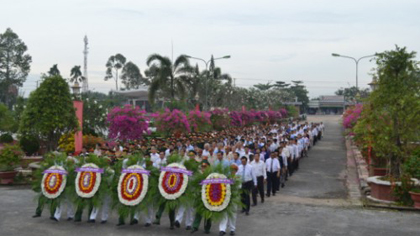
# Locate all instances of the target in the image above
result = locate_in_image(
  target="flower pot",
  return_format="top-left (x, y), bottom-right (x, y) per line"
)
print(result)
top-left (372, 167), bottom-right (387, 176)
top-left (21, 156), bottom-right (43, 169)
top-left (409, 191), bottom-right (420, 209)
top-left (0, 170), bottom-right (18, 184)
top-left (368, 176), bottom-right (420, 203)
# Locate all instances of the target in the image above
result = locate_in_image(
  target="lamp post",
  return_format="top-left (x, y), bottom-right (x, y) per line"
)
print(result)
top-left (185, 54), bottom-right (231, 110)
top-left (332, 53), bottom-right (375, 89)
top-left (71, 82), bottom-right (83, 154)
top-left (368, 77), bottom-right (379, 91)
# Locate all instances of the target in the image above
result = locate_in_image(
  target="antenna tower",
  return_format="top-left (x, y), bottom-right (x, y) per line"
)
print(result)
top-left (82, 35), bottom-right (89, 92)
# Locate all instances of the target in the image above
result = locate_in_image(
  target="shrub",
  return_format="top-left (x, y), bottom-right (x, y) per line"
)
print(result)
top-left (19, 135), bottom-right (40, 156)
top-left (83, 135), bottom-right (104, 151)
top-left (0, 133), bottom-right (13, 143)
top-left (107, 105), bottom-right (149, 141)
top-left (402, 149), bottom-right (420, 179)
top-left (0, 144), bottom-right (24, 171)
top-left (58, 133), bottom-right (75, 153)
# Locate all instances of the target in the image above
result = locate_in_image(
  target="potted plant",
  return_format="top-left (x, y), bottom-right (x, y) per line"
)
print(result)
top-left (370, 153), bottom-right (388, 177)
top-left (0, 144), bottom-right (24, 184)
top-left (403, 150), bottom-right (420, 208)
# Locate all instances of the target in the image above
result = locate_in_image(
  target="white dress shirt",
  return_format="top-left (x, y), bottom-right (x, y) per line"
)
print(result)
top-left (153, 158), bottom-right (167, 168)
top-left (265, 157), bottom-right (280, 173)
top-left (251, 160), bottom-right (267, 180)
top-left (150, 153), bottom-right (160, 163)
top-left (237, 164), bottom-right (257, 185)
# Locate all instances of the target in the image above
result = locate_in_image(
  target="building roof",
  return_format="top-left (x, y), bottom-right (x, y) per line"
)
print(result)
top-left (112, 86), bottom-right (149, 100)
top-left (319, 95), bottom-right (345, 108)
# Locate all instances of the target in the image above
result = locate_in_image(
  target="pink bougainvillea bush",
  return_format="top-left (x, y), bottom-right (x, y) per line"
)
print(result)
top-left (187, 109), bottom-right (212, 132)
top-left (230, 111), bottom-right (243, 127)
top-left (240, 110), bottom-right (255, 126)
top-left (153, 109), bottom-right (191, 136)
top-left (343, 104), bottom-right (363, 130)
top-left (279, 108), bottom-right (288, 118)
top-left (266, 110), bottom-right (282, 124)
top-left (210, 108), bottom-right (231, 131)
top-left (107, 104), bottom-right (150, 141)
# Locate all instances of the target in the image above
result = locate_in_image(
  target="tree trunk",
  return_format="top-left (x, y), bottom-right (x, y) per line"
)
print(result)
top-left (171, 76), bottom-right (174, 99)
top-left (115, 69), bottom-right (119, 91)
top-left (391, 114), bottom-right (401, 178)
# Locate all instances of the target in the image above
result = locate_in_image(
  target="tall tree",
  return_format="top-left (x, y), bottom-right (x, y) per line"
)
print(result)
top-left (105, 54), bottom-right (126, 90)
top-left (48, 64), bottom-right (60, 76)
top-left (367, 46), bottom-right (420, 178)
top-left (69, 65), bottom-right (85, 83)
top-left (273, 81), bottom-right (290, 89)
top-left (121, 61), bottom-right (148, 90)
top-left (254, 82), bottom-right (273, 91)
top-left (335, 86), bottom-right (370, 102)
top-left (145, 54), bottom-right (192, 103)
top-left (19, 75), bottom-right (78, 151)
top-left (0, 28), bottom-right (32, 108)
top-left (289, 80), bottom-right (309, 112)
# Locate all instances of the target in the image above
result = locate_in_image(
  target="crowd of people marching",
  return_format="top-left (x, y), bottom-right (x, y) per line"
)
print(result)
top-left (33, 120), bottom-right (324, 235)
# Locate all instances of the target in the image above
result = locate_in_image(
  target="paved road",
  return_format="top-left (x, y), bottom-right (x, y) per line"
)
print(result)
top-left (1, 115), bottom-right (419, 236)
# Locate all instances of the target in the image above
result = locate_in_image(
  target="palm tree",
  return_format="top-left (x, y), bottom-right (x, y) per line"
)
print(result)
top-left (48, 64), bottom-right (60, 76)
top-left (69, 65), bottom-right (85, 83)
top-left (145, 54), bottom-right (192, 103)
top-left (105, 54), bottom-right (126, 90)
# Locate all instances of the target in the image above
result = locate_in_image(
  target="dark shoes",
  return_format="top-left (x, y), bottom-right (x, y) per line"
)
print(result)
top-left (153, 219), bottom-right (160, 225)
top-left (50, 216), bottom-right (58, 222)
top-left (32, 214), bottom-right (41, 218)
top-left (191, 228), bottom-right (198, 234)
top-left (87, 219), bottom-right (95, 223)
top-left (67, 217), bottom-right (73, 221)
top-left (252, 203), bottom-right (257, 207)
top-left (144, 223), bottom-right (151, 227)
top-left (186, 226), bottom-right (192, 230)
top-left (281, 184), bottom-right (285, 188)
top-left (116, 222), bottom-right (125, 226)
top-left (245, 212), bottom-right (249, 216)
top-left (220, 231), bottom-right (226, 236)
top-left (230, 231), bottom-right (236, 235)
top-left (101, 220), bottom-right (107, 224)
top-left (130, 219), bottom-right (138, 225)
top-left (174, 220), bottom-right (181, 228)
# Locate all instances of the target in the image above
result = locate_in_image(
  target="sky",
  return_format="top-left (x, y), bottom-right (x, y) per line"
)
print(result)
top-left (2, 0), bottom-right (420, 99)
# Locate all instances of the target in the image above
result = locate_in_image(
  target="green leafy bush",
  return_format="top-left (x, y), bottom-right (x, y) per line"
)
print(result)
top-left (402, 149), bottom-right (420, 180)
top-left (19, 135), bottom-right (40, 156)
top-left (0, 133), bottom-right (13, 143)
top-left (0, 144), bottom-right (24, 171)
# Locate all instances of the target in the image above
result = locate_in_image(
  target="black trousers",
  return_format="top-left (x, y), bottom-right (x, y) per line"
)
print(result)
top-left (266, 172), bottom-right (277, 196)
top-left (252, 176), bottom-right (264, 204)
top-left (288, 158), bottom-right (295, 175)
top-left (241, 181), bottom-right (253, 213)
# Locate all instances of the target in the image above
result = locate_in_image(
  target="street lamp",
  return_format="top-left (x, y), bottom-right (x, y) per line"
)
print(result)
top-left (71, 82), bottom-right (81, 99)
top-left (185, 54), bottom-right (231, 110)
top-left (368, 77), bottom-right (379, 91)
top-left (332, 53), bottom-right (376, 89)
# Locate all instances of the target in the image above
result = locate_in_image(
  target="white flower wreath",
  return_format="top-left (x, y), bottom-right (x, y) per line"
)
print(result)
top-left (158, 163), bottom-right (189, 200)
top-left (201, 173), bottom-right (231, 212)
top-left (117, 165), bottom-right (149, 206)
top-left (75, 163), bottom-right (102, 198)
top-left (41, 165), bottom-right (67, 199)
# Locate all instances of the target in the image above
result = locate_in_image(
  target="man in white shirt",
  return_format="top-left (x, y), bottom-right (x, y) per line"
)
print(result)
top-left (153, 152), bottom-right (167, 168)
top-left (237, 157), bottom-right (257, 215)
top-left (150, 147), bottom-right (160, 163)
top-left (251, 154), bottom-right (266, 206)
top-left (265, 153), bottom-right (280, 197)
